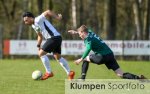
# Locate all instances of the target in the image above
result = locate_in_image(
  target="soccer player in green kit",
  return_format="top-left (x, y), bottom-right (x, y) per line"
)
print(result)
top-left (68, 25), bottom-right (146, 80)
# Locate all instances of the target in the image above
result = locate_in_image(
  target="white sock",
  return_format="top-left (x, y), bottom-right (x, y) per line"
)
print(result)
top-left (40, 55), bottom-right (51, 73)
top-left (59, 57), bottom-right (70, 75)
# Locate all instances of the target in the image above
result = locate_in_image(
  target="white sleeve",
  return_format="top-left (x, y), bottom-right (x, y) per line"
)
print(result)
top-left (33, 14), bottom-right (46, 33)
top-left (34, 14), bottom-right (46, 23)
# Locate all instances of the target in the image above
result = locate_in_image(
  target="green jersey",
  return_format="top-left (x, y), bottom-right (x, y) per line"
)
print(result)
top-left (81, 30), bottom-right (113, 59)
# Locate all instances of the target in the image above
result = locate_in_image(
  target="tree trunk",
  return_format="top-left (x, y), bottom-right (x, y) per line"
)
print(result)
top-left (48, 0), bottom-right (53, 22)
top-left (0, 24), bottom-right (3, 59)
top-left (104, 0), bottom-right (116, 40)
top-left (133, 0), bottom-right (143, 40)
top-left (125, 0), bottom-right (133, 40)
top-left (87, 0), bottom-right (100, 33)
top-left (10, 0), bottom-right (17, 19)
top-left (0, 0), bottom-right (10, 20)
top-left (72, 0), bottom-right (77, 29)
top-left (49, 0), bottom-right (53, 10)
top-left (37, 0), bottom-right (43, 14)
top-left (143, 0), bottom-right (150, 40)
top-left (17, 0), bottom-right (29, 39)
top-left (79, 0), bottom-right (84, 25)
top-left (143, 0), bottom-right (150, 60)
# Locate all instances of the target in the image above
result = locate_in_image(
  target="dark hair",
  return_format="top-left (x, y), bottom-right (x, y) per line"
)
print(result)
top-left (23, 12), bottom-right (34, 18)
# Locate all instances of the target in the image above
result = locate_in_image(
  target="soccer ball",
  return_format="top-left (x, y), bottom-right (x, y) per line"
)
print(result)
top-left (32, 70), bottom-right (42, 80)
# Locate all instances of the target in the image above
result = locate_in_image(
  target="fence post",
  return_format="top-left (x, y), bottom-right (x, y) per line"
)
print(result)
top-left (0, 24), bottom-right (3, 59)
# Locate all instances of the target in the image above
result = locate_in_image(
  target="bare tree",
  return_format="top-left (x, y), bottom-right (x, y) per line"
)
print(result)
top-left (79, 0), bottom-right (84, 25)
top-left (143, 0), bottom-right (150, 60)
top-left (87, 0), bottom-right (100, 33)
top-left (48, 0), bottom-right (53, 10)
top-left (10, 0), bottom-right (17, 19)
top-left (133, 0), bottom-right (143, 40)
top-left (48, 0), bottom-right (53, 22)
top-left (17, 0), bottom-right (29, 39)
top-left (143, 0), bottom-right (150, 40)
top-left (37, 0), bottom-right (43, 14)
top-left (104, 0), bottom-right (116, 40)
top-left (0, 24), bottom-right (3, 59)
top-left (0, 0), bottom-right (10, 20)
top-left (72, 0), bottom-right (77, 28)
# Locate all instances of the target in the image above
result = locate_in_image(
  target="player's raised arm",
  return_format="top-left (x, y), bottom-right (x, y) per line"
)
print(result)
top-left (42, 10), bottom-right (62, 20)
top-left (68, 30), bottom-right (78, 34)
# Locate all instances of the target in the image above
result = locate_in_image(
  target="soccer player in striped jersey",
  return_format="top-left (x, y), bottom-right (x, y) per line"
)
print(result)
top-left (23, 10), bottom-right (75, 80)
top-left (68, 25), bottom-right (146, 80)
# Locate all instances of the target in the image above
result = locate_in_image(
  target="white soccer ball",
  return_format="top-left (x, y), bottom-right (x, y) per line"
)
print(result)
top-left (32, 70), bottom-right (42, 80)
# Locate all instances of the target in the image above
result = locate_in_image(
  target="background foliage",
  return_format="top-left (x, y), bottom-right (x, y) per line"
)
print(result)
top-left (0, 0), bottom-right (149, 40)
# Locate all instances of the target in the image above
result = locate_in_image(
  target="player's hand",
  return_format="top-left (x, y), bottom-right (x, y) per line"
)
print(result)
top-left (57, 14), bottom-right (62, 20)
top-left (74, 58), bottom-right (83, 65)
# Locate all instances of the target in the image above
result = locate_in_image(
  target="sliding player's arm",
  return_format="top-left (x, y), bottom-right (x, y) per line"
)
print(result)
top-left (81, 43), bottom-right (91, 59)
top-left (75, 41), bottom-right (92, 65)
top-left (68, 30), bottom-right (78, 35)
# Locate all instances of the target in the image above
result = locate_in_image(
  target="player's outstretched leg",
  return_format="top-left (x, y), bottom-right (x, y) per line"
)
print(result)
top-left (115, 68), bottom-right (147, 79)
top-left (115, 68), bottom-right (146, 79)
top-left (123, 72), bottom-right (147, 79)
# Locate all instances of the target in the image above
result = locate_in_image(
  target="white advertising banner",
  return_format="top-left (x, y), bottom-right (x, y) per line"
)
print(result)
top-left (123, 41), bottom-right (150, 55)
top-left (61, 40), bottom-right (85, 55)
top-left (9, 40), bottom-right (85, 55)
top-left (8, 40), bottom-right (150, 55)
top-left (10, 40), bottom-right (38, 55)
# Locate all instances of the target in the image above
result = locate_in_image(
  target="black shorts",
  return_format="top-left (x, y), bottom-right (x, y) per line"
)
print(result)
top-left (42, 36), bottom-right (62, 54)
top-left (89, 53), bottom-right (120, 71)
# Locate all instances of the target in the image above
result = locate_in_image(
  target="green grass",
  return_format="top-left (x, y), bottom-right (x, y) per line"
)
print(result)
top-left (0, 59), bottom-right (150, 94)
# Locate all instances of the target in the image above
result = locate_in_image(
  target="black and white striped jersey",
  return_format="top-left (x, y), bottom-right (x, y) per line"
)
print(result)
top-left (32, 14), bottom-right (60, 39)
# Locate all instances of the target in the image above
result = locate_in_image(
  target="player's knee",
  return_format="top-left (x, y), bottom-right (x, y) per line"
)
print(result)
top-left (53, 53), bottom-right (61, 60)
top-left (85, 56), bottom-right (91, 62)
top-left (38, 52), bottom-right (42, 57)
top-left (38, 50), bottom-right (46, 57)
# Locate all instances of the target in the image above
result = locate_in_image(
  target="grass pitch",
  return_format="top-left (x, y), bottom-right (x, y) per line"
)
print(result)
top-left (0, 59), bottom-right (149, 94)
